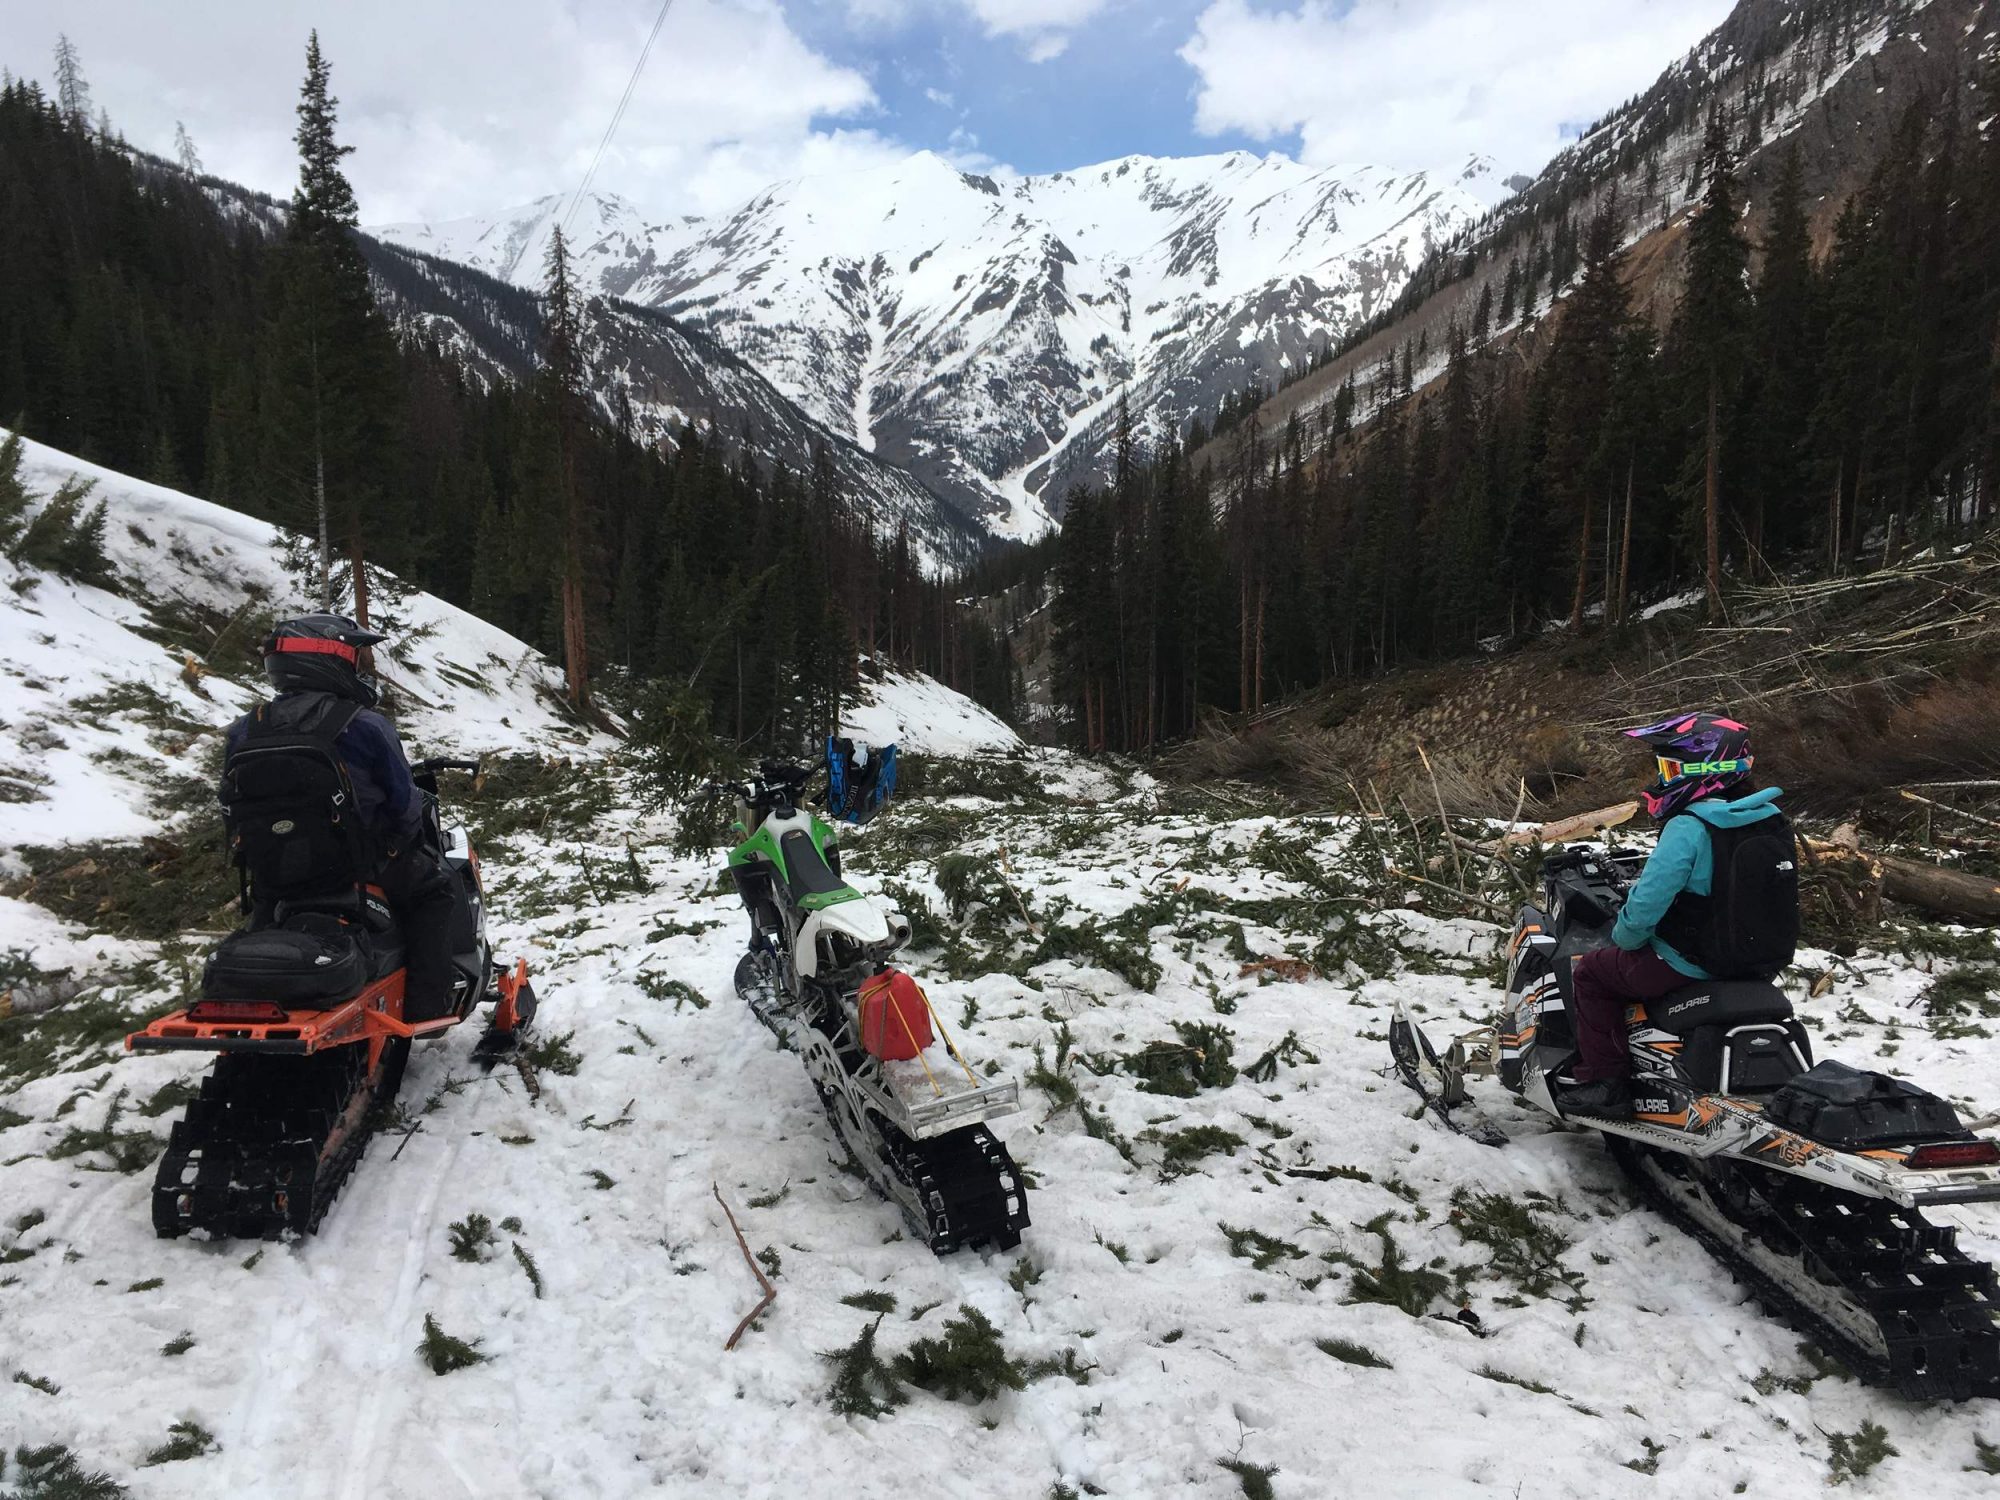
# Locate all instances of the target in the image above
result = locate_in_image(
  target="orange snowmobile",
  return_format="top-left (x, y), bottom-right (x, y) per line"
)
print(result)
top-left (128, 755), bottom-right (536, 1239)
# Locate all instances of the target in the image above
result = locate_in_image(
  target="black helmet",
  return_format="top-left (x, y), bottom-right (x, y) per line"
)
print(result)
top-left (1622, 711), bottom-right (1754, 821)
top-left (261, 614), bottom-right (386, 705)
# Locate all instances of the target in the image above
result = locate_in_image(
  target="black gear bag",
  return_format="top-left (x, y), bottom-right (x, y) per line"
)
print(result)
top-left (1657, 811), bottom-right (1800, 979)
top-left (221, 694), bottom-right (372, 904)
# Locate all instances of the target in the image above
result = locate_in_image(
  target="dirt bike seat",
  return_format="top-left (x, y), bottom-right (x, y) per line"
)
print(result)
top-left (1643, 979), bottom-right (1794, 1035)
top-left (780, 829), bottom-right (852, 905)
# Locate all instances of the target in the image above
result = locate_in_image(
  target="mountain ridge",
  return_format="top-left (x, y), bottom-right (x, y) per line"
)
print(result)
top-left (374, 146), bottom-right (1504, 534)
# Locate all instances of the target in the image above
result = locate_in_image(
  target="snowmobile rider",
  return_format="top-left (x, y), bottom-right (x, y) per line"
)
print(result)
top-left (222, 614), bottom-right (457, 1019)
top-left (1559, 713), bottom-right (1797, 1119)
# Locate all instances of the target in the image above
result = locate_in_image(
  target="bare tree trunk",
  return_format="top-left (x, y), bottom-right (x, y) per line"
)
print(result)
top-left (348, 520), bottom-right (370, 631)
top-left (310, 328), bottom-right (332, 611)
top-left (1704, 373), bottom-right (1722, 622)
top-left (1615, 459), bottom-right (1634, 625)
top-left (1253, 583), bottom-right (1267, 713)
top-left (561, 572), bottom-right (590, 711)
top-left (1569, 488), bottom-right (1594, 629)
top-left (1828, 457), bottom-right (1843, 574)
top-left (1238, 575), bottom-right (1251, 713)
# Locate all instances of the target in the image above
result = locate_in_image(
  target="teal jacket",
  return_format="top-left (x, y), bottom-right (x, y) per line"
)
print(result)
top-left (1611, 787), bottom-right (1786, 978)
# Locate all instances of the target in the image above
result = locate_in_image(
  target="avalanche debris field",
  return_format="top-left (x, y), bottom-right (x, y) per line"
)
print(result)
top-left (5, 745), bottom-right (2000, 1498)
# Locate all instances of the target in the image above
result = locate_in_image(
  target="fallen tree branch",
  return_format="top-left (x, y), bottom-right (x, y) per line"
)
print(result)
top-left (1415, 741), bottom-right (1465, 891)
top-left (1386, 866), bottom-right (1507, 917)
top-left (1898, 789), bottom-right (2000, 835)
top-left (713, 1183), bottom-right (777, 1352)
top-left (998, 844), bottom-right (1044, 938)
top-left (1482, 800), bottom-right (1642, 851)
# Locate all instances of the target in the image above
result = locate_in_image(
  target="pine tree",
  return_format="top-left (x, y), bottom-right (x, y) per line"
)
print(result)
top-left (1540, 201), bottom-right (1632, 628)
top-left (265, 31), bottom-right (400, 620)
top-left (1667, 116), bottom-right (1753, 620)
top-left (1746, 141), bottom-right (1818, 567)
top-left (539, 224), bottom-right (594, 710)
top-left (0, 426), bottom-right (30, 547)
top-left (52, 35), bottom-right (90, 124)
top-left (174, 121), bottom-right (201, 176)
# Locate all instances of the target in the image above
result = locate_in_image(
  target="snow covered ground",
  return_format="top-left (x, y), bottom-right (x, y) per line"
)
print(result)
top-left (4, 448), bottom-right (2000, 1498)
top-left (842, 663), bottom-right (1021, 757)
top-left (0, 431), bottom-right (599, 854)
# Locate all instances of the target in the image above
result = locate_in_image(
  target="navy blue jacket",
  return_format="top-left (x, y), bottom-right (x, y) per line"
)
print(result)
top-left (223, 693), bottom-right (423, 845)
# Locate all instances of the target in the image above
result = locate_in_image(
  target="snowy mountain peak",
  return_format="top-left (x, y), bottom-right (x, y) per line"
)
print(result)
top-left (373, 146), bottom-right (1487, 537)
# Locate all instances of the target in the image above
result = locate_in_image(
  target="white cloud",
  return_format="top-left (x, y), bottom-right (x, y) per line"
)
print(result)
top-left (0, 0), bottom-right (893, 221)
top-left (1180, 0), bottom-right (1735, 179)
top-left (960, 0), bottom-right (1110, 62)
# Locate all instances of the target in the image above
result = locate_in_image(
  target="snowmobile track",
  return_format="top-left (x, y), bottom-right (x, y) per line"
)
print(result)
top-left (1609, 1137), bottom-right (2000, 1401)
top-left (150, 1039), bottom-right (412, 1241)
top-left (736, 949), bottom-right (1029, 1255)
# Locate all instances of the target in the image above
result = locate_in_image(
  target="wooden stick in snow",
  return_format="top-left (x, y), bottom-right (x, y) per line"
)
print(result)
top-left (713, 1183), bottom-right (777, 1352)
top-left (1415, 741), bottom-right (1465, 891)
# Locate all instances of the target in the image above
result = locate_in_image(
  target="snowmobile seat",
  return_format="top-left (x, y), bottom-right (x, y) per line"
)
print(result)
top-left (272, 890), bottom-right (405, 982)
top-left (1644, 979), bottom-right (1794, 1035)
top-left (781, 829), bottom-right (853, 904)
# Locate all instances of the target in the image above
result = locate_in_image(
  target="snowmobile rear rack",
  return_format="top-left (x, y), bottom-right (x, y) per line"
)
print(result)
top-left (885, 1066), bottom-right (1022, 1138)
top-left (128, 977), bottom-right (462, 1057)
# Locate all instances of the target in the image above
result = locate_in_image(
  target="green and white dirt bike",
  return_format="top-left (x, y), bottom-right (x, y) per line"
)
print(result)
top-left (712, 759), bottom-right (1029, 1254)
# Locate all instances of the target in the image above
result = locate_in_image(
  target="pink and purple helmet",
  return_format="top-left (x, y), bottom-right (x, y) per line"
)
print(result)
top-left (1623, 712), bottom-right (1754, 821)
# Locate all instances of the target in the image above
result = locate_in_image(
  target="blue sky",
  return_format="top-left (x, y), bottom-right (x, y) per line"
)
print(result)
top-left (791, 0), bottom-right (1248, 175)
top-left (0, 1), bottom-right (1734, 223)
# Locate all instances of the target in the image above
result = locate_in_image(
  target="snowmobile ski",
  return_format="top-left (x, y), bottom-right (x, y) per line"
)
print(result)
top-left (1388, 999), bottom-right (1505, 1147)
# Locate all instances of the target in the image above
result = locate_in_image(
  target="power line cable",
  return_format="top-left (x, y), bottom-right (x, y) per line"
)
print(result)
top-left (562, 0), bottom-right (676, 234)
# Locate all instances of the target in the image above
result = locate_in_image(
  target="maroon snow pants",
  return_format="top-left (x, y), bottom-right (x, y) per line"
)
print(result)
top-left (1570, 945), bottom-right (1691, 1082)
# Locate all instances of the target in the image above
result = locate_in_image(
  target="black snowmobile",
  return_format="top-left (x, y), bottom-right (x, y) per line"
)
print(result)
top-left (710, 747), bottom-right (1029, 1254)
top-left (129, 757), bottom-right (537, 1240)
top-left (1392, 845), bottom-right (2000, 1400)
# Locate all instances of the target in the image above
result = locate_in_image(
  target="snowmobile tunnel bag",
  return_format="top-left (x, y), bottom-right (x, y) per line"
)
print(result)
top-left (859, 969), bottom-right (934, 1061)
top-left (1764, 1059), bottom-right (1965, 1148)
top-left (200, 927), bottom-right (370, 1006)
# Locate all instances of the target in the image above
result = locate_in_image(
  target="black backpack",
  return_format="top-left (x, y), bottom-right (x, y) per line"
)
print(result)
top-left (221, 694), bottom-right (373, 904)
top-left (1657, 809), bottom-right (1800, 979)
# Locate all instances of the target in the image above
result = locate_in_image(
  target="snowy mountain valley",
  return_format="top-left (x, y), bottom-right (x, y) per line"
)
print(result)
top-left (3, 437), bottom-right (1999, 1498)
top-left (374, 151), bottom-right (1498, 536)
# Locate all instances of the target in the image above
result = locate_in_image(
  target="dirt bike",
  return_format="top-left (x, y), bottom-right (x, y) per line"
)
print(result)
top-left (711, 758), bottom-right (1029, 1254)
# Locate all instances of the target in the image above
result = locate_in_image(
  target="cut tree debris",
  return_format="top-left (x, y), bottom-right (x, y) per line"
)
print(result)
top-left (1497, 799), bottom-right (1999, 927)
